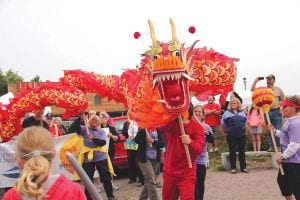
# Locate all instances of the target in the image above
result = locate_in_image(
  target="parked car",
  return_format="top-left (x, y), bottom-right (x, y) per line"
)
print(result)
top-left (112, 116), bottom-right (128, 169)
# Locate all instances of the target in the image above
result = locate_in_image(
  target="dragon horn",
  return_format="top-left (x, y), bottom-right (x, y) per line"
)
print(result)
top-left (170, 18), bottom-right (177, 41)
top-left (148, 20), bottom-right (158, 47)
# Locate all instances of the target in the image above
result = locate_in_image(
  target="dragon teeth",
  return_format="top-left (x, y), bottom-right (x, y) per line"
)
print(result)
top-left (156, 99), bottom-right (167, 104)
top-left (182, 73), bottom-right (195, 81)
top-left (154, 73), bottom-right (183, 82)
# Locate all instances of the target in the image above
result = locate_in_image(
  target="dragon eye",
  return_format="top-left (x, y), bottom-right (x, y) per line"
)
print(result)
top-left (153, 54), bottom-right (160, 60)
top-left (172, 51), bottom-right (180, 57)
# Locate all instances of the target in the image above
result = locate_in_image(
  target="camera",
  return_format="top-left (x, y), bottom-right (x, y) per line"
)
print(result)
top-left (258, 77), bottom-right (264, 80)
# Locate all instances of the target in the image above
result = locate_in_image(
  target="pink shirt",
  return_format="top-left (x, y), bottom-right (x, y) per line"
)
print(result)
top-left (247, 109), bottom-right (264, 127)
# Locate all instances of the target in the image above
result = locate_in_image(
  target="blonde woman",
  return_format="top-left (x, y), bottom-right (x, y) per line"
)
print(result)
top-left (221, 97), bottom-right (248, 174)
top-left (3, 127), bottom-right (85, 200)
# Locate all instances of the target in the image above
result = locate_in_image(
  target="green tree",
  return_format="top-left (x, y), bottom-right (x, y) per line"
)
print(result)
top-left (0, 69), bottom-right (8, 96)
top-left (30, 75), bottom-right (41, 82)
top-left (5, 69), bottom-right (24, 84)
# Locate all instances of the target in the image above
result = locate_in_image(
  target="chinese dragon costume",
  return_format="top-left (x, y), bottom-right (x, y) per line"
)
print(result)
top-left (0, 18), bottom-right (238, 142)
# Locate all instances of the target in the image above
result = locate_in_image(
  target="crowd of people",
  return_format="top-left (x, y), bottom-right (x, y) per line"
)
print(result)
top-left (1, 74), bottom-right (300, 200)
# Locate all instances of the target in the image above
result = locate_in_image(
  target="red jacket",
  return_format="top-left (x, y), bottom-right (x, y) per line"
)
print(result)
top-left (161, 119), bottom-right (205, 177)
top-left (49, 124), bottom-right (63, 137)
top-left (204, 103), bottom-right (221, 127)
top-left (3, 174), bottom-right (86, 200)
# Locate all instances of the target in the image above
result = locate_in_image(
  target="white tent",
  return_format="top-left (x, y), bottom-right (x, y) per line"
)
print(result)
top-left (191, 86), bottom-right (252, 107)
top-left (0, 92), bottom-right (14, 110)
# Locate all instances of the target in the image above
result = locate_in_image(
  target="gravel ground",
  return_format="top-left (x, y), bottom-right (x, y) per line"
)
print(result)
top-left (0, 169), bottom-right (283, 200)
top-left (110, 168), bottom-right (283, 200)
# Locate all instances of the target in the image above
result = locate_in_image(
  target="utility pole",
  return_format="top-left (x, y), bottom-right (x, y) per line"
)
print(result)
top-left (243, 77), bottom-right (247, 90)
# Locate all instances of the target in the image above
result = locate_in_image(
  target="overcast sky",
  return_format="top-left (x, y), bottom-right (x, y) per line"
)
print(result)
top-left (0, 0), bottom-right (299, 95)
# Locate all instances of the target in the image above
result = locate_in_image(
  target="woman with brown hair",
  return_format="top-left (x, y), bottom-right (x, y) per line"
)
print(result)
top-left (3, 127), bottom-right (85, 200)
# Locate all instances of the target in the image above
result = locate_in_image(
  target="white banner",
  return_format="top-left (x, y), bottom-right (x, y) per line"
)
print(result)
top-left (0, 128), bottom-right (110, 188)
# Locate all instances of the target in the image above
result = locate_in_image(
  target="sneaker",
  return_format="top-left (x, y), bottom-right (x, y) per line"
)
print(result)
top-left (267, 147), bottom-right (275, 152)
top-left (128, 180), bottom-right (136, 184)
top-left (137, 183), bottom-right (144, 187)
top-left (241, 169), bottom-right (249, 173)
top-left (155, 181), bottom-right (162, 188)
top-left (209, 148), bottom-right (214, 153)
top-left (214, 147), bottom-right (219, 152)
top-left (230, 169), bottom-right (236, 174)
top-left (96, 185), bottom-right (102, 193)
top-left (112, 184), bottom-right (119, 191)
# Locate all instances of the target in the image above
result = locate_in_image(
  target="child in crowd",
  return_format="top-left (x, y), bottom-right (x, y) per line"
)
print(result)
top-left (247, 106), bottom-right (264, 151)
top-left (3, 127), bottom-right (85, 200)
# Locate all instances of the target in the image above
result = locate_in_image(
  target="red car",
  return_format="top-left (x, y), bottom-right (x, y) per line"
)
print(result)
top-left (112, 116), bottom-right (128, 169)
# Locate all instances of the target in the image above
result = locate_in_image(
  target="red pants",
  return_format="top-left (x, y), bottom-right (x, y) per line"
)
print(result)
top-left (162, 172), bottom-right (196, 200)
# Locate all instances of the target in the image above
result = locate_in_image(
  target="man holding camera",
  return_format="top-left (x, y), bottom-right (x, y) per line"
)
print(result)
top-left (251, 74), bottom-right (285, 151)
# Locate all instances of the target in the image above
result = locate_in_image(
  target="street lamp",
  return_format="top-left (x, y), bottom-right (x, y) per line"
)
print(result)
top-left (243, 77), bottom-right (247, 90)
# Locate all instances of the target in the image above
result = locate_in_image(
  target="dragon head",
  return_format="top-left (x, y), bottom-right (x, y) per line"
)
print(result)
top-left (143, 18), bottom-right (193, 114)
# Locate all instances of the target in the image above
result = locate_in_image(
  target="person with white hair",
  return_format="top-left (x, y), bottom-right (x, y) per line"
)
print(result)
top-left (49, 116), bottom-right (68, 137)
top-left (71, 114), bottom-right (116, 200)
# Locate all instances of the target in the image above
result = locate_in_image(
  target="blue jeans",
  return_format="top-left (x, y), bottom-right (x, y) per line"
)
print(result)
top-left (265, 109), bottom-right (282, 147)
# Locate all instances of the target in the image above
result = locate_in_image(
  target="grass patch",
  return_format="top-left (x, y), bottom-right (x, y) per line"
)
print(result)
top-left (247, 155), bottom-right (268, 162)
top-left (208, 140), bottom-right (227, 171)
top-left (208, 137), bottom-right (272, 171)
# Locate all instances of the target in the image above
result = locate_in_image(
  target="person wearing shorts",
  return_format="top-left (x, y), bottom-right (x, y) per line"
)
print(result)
top-left (247, 106), bottom-right (264, 151)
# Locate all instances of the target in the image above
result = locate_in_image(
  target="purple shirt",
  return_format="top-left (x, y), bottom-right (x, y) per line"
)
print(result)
top-left (196, 123), bottom-right (212, 165)
top-left (146, 130), bottom-right (158, 160)
top-left (81, 126), bottom-right (107, 163)
top-left (279, 115), bottom-right (300, 163)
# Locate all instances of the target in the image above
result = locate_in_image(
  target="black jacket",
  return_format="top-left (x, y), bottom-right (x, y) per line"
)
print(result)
top-left (22, 116), bottom-right (49, 130)
top-left (121, 120), bottom-right (129, 138)
top-left (134, 128), bottom-right (165, 163)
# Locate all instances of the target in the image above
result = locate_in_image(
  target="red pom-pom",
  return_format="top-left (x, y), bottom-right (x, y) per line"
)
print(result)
top-left (133, 32), bottom-right (141, 39)
top-left (188, 26), bottom-right (196, 34)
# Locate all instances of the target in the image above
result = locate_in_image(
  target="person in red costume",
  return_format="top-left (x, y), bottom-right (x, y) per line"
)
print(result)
top-left (161, 104), bottom-right (205, 200)
top-left (3, 127), bottom-right (86, 200)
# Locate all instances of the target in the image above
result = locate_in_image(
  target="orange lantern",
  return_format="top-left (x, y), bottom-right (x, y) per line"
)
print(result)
top-left (252, 87), bottom-right (275, 113)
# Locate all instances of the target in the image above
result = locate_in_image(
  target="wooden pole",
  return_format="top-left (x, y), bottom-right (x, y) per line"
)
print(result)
top-left (82, 114), bottom-right (92, 139)
top-left (266, 113), bottom-right (284, 175)
top-left (177, 115), bottom-right (192, 168)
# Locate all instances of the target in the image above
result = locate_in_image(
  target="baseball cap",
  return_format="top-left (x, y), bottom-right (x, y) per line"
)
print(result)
top-left (45, 113), bottom-right (53, 119)
top-left (265, 74), bottom-right (275, 80)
